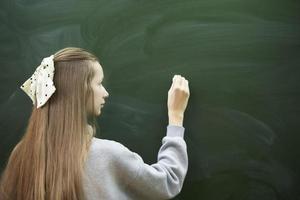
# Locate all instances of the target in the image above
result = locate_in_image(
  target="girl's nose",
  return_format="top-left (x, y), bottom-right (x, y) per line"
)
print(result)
top-left (104, 87), bottom-right (109, 98)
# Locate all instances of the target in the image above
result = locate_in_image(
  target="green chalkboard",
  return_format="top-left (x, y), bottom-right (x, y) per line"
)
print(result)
top-left (1, 0), bottom-right (299, 199)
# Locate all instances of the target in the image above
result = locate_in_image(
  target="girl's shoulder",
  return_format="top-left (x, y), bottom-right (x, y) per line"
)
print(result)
top-left (89, 137), bottom-right (131, 157)
top-left (91, 137), bottom-right (124, 148)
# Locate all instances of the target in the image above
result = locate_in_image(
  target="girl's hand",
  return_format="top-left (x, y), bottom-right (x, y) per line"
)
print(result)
top-left (168, 75), bottom-right (190, 125)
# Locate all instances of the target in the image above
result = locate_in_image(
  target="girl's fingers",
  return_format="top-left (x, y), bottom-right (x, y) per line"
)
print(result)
top-left (182, 78), bottom-right (186, 88)
top-left (172, 75), bottom-right (176, 83)
top-left (172, 75), bottom-right (180, 88)
top-left (178, 75), bottom-right (183, 87)
top-left (170, 79), bottom-right (174, 91)
top-left (171, 75), bottom-right (188, 91)
top-left (184, 79), bottom-right (190, 95)
top-left (170, 75), bottom-right (177, 91)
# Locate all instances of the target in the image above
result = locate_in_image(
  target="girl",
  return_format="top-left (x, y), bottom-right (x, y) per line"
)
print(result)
top-left (0, 47), bottom-right (190, 200)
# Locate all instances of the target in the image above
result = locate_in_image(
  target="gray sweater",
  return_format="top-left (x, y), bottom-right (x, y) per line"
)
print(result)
top-left (83, 125), bottom-right (188, 200)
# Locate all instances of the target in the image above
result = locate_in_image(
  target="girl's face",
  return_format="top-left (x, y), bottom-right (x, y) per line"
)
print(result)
top-left (90, 61), bottom-right (109, 116)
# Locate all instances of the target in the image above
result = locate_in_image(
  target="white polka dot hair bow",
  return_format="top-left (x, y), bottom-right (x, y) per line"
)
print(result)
top-left (20, 55), bottom-right (56, 108)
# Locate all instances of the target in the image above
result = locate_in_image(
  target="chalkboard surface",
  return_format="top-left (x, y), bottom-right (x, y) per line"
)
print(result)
top-left (0, 0), bottom-right (299, 199)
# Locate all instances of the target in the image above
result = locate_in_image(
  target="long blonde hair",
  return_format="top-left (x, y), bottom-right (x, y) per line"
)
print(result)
top-left (0, 47), bottom-right (100, 200)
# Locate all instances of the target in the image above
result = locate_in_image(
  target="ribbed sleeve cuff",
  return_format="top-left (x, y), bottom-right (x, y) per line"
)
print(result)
top-left (166, 125), bottom-right (185, 138)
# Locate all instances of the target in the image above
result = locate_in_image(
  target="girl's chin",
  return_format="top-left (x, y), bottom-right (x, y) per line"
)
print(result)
top-left (96, 107), bottom-right (102, 115)
top-left (92, 105), bottom-right (103, 116)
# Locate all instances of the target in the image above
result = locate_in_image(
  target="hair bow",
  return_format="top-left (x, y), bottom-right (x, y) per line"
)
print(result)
top-left (20, 55), bottom-right (56, 108)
